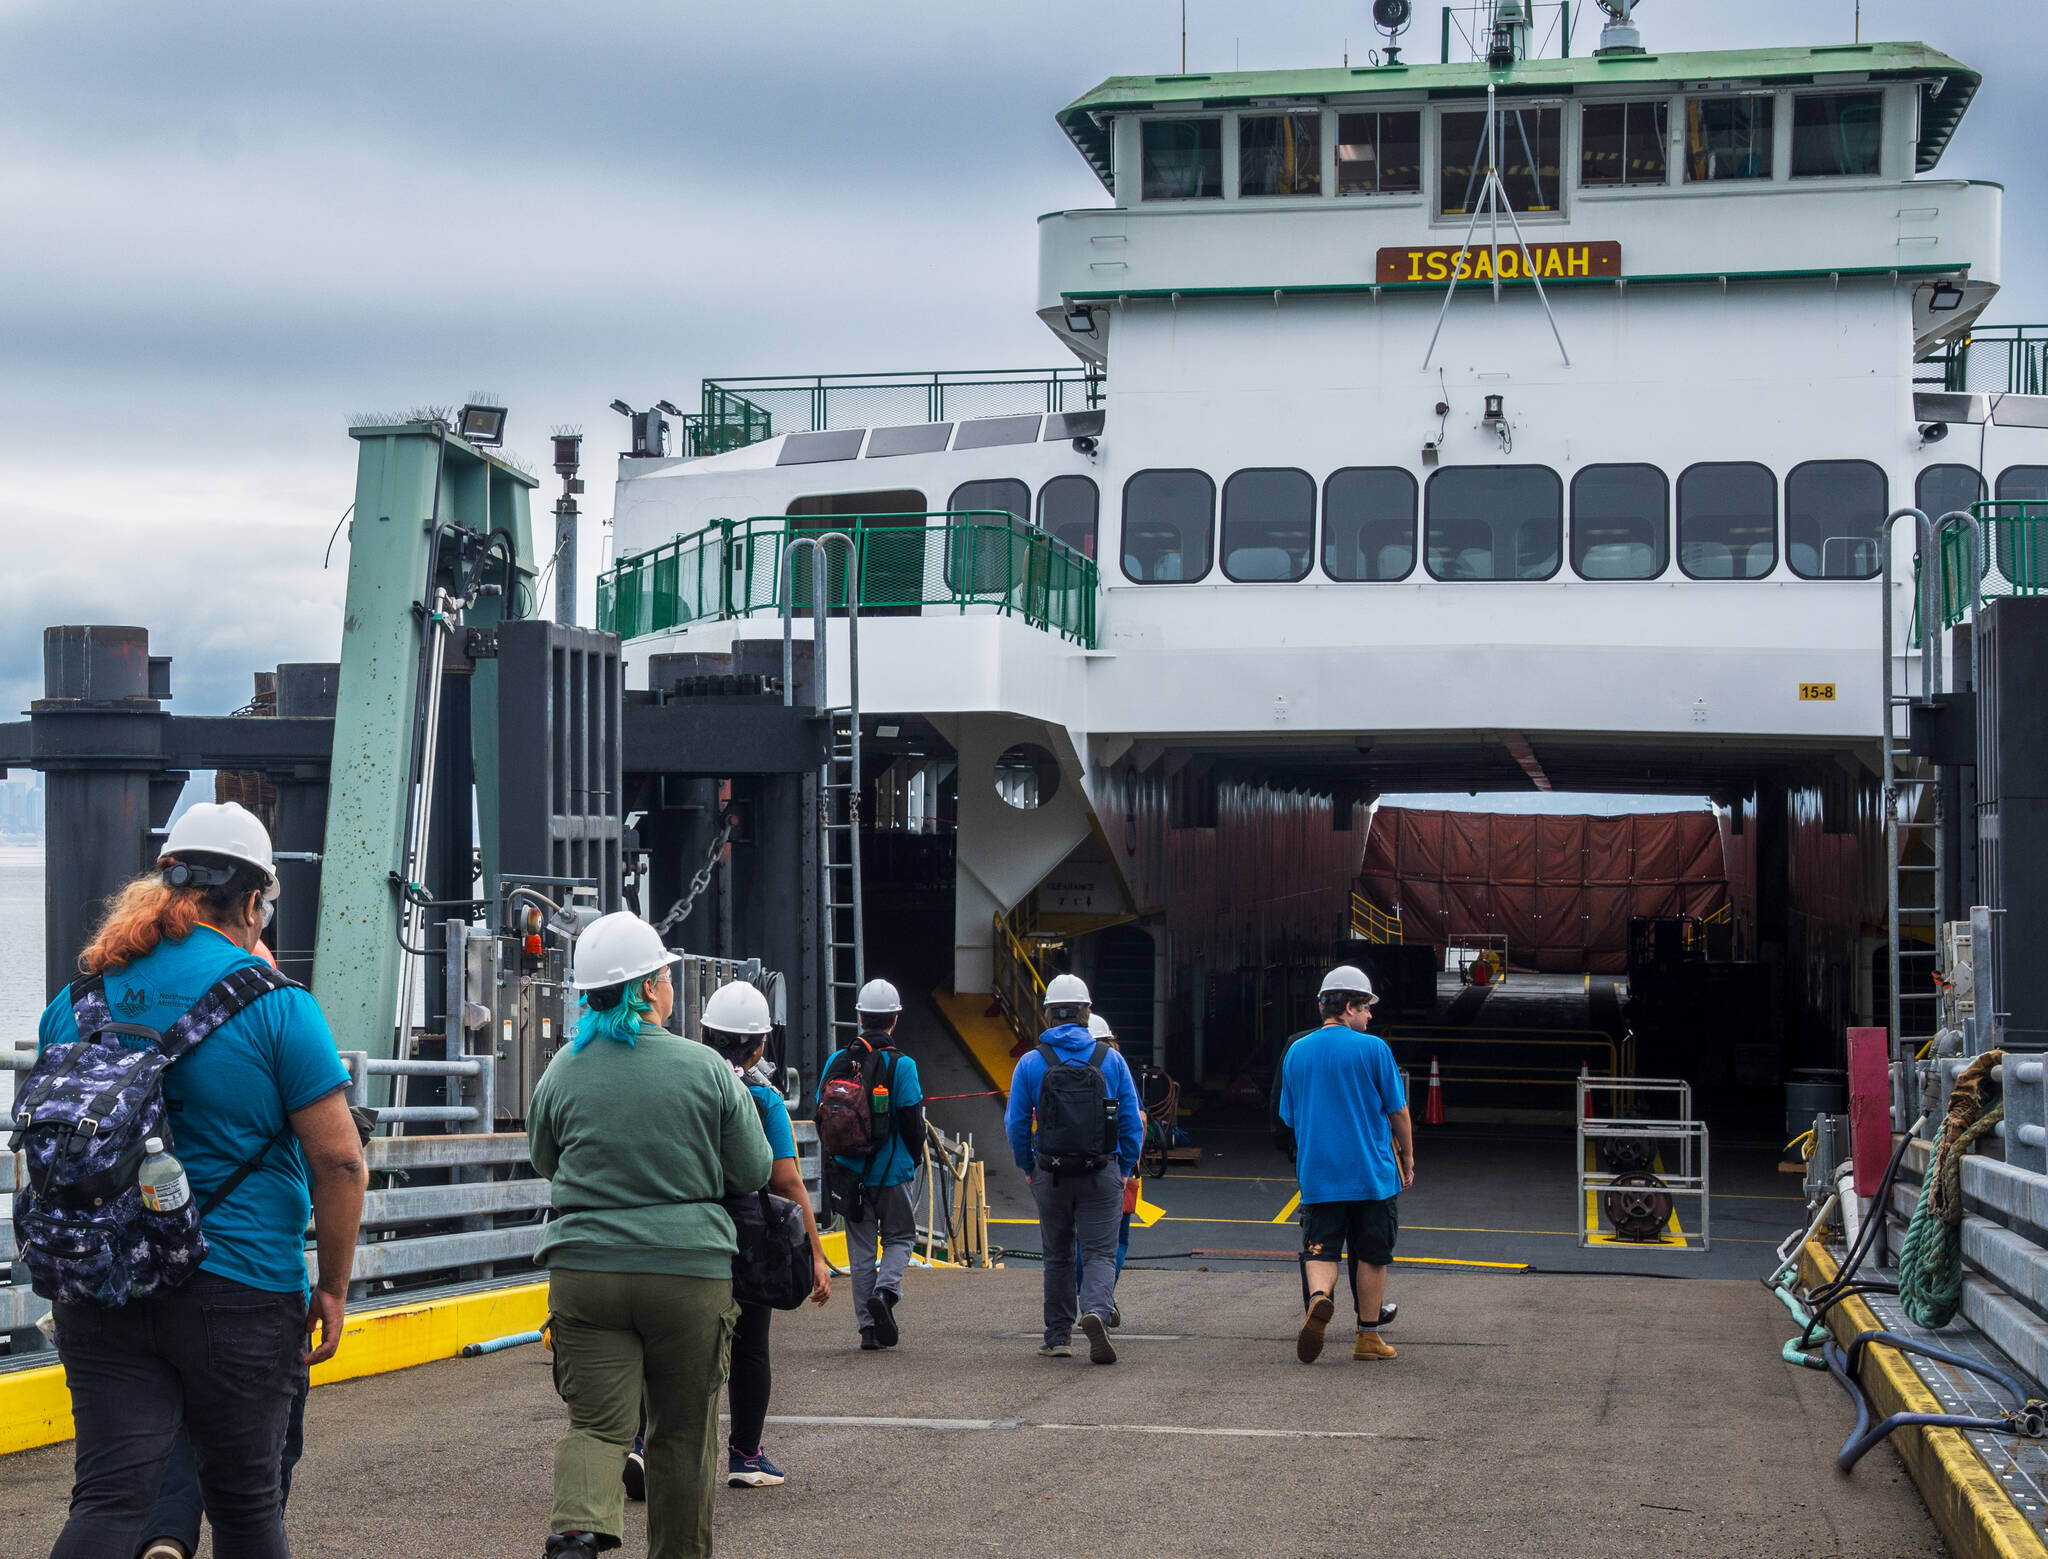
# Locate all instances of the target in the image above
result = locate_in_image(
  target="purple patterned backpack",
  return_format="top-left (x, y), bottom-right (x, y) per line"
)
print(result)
top-left (8, 962), bottom-right (294, 1306)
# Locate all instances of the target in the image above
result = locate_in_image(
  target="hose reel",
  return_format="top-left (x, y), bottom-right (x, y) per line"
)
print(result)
top-left (1604, 1170), bottom-right (1673, 1241)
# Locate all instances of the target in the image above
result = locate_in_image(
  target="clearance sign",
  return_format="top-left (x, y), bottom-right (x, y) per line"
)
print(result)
top-left (1377, 241), bottom-right (1622, 285)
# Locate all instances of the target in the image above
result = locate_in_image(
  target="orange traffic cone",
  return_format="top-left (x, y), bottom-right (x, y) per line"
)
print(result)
top-left (1424, 1056), bottom-right (1445, 1126)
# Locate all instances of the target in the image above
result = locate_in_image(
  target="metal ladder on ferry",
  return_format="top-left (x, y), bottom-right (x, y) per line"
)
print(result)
top-left (782, 531), bottom-right (864, 1063)
top-left (1881, 509), bottom-right (1948, 1077)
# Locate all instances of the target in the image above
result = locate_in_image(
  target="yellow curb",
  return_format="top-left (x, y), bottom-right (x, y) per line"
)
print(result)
top-left (2, 1279), bottom-right (552, 1459)
top-left (1800, 1240), bottom-right (2048, 1559)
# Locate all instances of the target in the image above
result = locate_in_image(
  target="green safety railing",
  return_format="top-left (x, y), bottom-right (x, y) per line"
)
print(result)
top-left (698, 368), bottom-right (1102, 443)
top-left (1930, 500), bottom-right (2048, 630)
top-left (1923, 325), bottom-right (2048, 395)
top-left (679, 386), bottom-right (773, 457)
top-left (597, 512), bottom-right (1100, 648)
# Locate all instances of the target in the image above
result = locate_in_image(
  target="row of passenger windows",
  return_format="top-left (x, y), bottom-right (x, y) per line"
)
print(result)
top-left (1139, 89), bottom-right (1885, 213)
top-left (888, 464), bottom-right (2036, 586)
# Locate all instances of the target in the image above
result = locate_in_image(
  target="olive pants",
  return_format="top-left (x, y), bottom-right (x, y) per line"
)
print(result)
top-left (548, 1269), bottom-right (738, 1559)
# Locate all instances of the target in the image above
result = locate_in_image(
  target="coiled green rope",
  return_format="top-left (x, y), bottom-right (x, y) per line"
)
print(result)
top-left (1899, 1091), bottom-right (2004, 1329)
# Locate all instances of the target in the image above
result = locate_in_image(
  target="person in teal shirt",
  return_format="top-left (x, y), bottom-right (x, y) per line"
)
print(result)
top-left (35, 802), bottom-right (366, 1559)
top-left (818, 978), bottom-right (924, 1349)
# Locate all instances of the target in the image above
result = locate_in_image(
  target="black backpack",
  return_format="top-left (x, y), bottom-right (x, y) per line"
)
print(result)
top-left (1033, 1041), bottom-right (1118, 1175)
top-left (725, 1186), bottom-right (814, 1311)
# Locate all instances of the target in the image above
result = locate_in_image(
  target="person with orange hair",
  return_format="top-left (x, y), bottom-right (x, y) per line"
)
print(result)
top-left (28, 802), bottom-right (366, 1559)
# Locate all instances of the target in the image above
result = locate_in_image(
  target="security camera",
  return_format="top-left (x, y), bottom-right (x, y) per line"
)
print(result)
top-left (1072, 435), bottom-right (1098, 456)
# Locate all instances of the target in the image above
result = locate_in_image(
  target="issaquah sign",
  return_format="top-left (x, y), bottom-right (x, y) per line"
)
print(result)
top-left (1377, 241), bottom-right (1622, 284)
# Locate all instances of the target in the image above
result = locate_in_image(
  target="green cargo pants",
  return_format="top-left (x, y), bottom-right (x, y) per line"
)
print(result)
top-left (548, 1268), bottom-right (738, 1559)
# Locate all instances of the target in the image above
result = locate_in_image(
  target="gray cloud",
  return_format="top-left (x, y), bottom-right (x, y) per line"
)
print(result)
top-left (0, 0), bottom-right (2040, 718)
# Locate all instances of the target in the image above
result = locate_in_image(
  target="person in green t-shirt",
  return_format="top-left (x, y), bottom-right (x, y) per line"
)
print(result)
top-left (528, 915), bottom-right (771, 1559)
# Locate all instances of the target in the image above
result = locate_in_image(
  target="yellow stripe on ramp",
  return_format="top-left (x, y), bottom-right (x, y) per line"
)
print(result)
top-left (1272, 1191), bottom-right (1302, 1224)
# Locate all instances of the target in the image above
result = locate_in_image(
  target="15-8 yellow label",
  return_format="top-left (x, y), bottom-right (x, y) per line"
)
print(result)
top-left (1799, 683), bottom-right (1836, 701)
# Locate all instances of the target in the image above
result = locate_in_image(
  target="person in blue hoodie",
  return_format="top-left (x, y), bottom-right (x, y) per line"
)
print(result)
top-left (1005, 974), bottom-right (1142, 1365)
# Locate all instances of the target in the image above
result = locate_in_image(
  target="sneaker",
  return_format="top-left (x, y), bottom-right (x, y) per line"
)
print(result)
top-left (728, 1446), bottom-right (786, 1487)
top-left (621, 1448), bottom-right (645, 1502)
top-left (867, 1290), bottom-right (900, 1347)
top-left (1108, 1302), bottom-right (1122, 1329)
top-left (1078, 1311), bottom-right (1117, 1365)
top-left (1037, 1340), bottom-right (1072, 1358)
top-left (1297, 1292), bottom-right (1336, 1364)
top-left (141, 1544), bottom-right (189, 1559)
top-left (1353, 1330), bottom-right (1398, 1361)
top-left (860, 1330), bottom-right (881, 1351)
top-left (545, 1535), bottom-right (603, 1557)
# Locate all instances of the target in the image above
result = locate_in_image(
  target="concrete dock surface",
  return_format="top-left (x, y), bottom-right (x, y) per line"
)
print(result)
top-left (5, 1265), bottom-right (1942, 1557)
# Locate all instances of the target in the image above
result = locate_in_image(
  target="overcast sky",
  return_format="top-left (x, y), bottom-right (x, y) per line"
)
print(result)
top-left (2, 0), bottom-right (2041, 721)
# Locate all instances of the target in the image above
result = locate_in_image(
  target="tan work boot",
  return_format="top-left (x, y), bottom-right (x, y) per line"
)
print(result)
top-left (1297, 1292), bottom-right (1336, 1363)
top-left (1353, 1330), bottom-right (1397, 1361)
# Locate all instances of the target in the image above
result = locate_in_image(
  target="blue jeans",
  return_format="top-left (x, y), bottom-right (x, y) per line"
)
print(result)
top-left (139, 1369), bottom-right (309, 1556)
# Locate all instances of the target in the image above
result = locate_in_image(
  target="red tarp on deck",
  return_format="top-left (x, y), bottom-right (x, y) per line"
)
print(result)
top-left (1356, 808), bottom-right (1730, 973)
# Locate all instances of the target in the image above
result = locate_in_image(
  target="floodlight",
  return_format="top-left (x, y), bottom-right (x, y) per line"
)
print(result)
top-left (553, 434), bottom-right (583, 476)
top-left (1927, 282), bottom-right (1966, 313)
top-left (458, 403), bottom-right (508, 447)
top-left (1064, 304), bottom-right (1097, 334)
top-left (655, 399), bottom-right (685, 417)
top-left (609, 399), bottom-right (635, 418)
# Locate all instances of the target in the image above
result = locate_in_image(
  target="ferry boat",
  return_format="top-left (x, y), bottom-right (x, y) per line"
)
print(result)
top-left (596, 1), bottom-right (2036, 1108)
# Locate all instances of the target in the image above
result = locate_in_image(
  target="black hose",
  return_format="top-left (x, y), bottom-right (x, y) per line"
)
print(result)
top-left (1796, 1127), bottom-right (1919, 1344)
top-left (1821, 1338), bottom-right (2020, 1471)
top-left (1844, 1328), bottom-right (2033, 1405)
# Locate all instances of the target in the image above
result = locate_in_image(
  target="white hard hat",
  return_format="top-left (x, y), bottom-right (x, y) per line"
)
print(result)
top-left (570, 911), bottom-right (681, 991)
top-left (702, 980), bottom-right (773, 1036)
top-left (855, 978), bottom-right (903, 1015)
top-left (161, 801), bottom-right (278, 900)
top-left (1044, 973), bottom-right (1091, 1007)
top-left (1319, 964), bottom-right (1377, 1002)
top-left (1087, 1013), bottom-right (1115, 1040)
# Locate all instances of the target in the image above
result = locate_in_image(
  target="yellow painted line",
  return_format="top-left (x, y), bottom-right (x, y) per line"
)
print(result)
top-left (1272, 1191), bottom-right (1302, 1224)
top-left (1132, 1187), bottom-right (1166, 1228)
top-left (822, 1227), bottom-right (965, 1272)
top-left (1396, 1255), bottom-right (1528, 1270)
top-left (1801, 1241), bottom-right (2048, 1559)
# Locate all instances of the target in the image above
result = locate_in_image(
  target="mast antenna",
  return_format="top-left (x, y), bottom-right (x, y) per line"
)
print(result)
top-left (1421, 81), bottom-right (1573, 371)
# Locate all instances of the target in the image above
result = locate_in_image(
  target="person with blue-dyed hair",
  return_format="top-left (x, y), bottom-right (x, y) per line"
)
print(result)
top-left (527, 913), bottom-right (771, 1559)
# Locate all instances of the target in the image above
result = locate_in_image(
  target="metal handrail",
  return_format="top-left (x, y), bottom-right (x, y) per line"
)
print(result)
top-left (990, 910), bottom-right (1050, 1054)
top-left (700, 367), bottom-right (1103, 437)
top-left (599, 512), bottom-right (1100, 648)
top-left (1349, 891), bottom-right (1404, 945)
top-left (1932, 325), bottom-right (2048, 395)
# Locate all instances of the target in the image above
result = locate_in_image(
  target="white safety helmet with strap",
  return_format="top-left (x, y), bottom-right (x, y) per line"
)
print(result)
top-left (160, 801), bottom-right (279, 902)
top-left (1043, 972), bottom-right (1091, 1018)
top-left (1087, 1013), bottom-right (1115, 1041)
top-left (702, 980), bottom-right (773, 1036)
top-left (855, 978), bottom-right (902, 1015)
top-left (1318, 964), bottom-right (1377, 1003)
top-left (570, 911), bottom-right (681, 991)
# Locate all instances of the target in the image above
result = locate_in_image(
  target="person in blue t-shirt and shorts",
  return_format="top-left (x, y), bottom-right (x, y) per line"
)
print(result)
top-left (1278, 964), bottom-right (1414, 1364)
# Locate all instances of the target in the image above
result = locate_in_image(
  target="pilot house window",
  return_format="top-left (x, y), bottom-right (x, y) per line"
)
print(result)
top-left (1424, 467), bottom-right (1562, 581)
top-left (1786, 460), bottom-right (1887, 579)
top-left (1122, 470), bottom-right (1215, 583)
top-left (1142, 118), bottom-right (1223, 200)
top-left (1039, 475), bottom-right (1099, 560)
top-left (1439, 105), bottom-right (1563, 216)
top-left (1239, 113), bottom-right (1321, 197)
top-left (1685, 95), bottom-right (1774, 182)
top-left (1336, 111), bottom-right (1422, 195)
top-left (1792, 91), bottom-right (1883, 179)
top-left (1580, 100), bottom-right (1669, 187)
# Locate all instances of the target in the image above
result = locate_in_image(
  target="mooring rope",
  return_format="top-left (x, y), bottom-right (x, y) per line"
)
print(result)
top-left (1899, 1048), bottom-right (2004, 1329)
